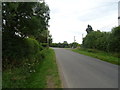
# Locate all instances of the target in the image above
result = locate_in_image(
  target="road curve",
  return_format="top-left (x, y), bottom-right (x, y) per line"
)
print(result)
top-left (53, 48), bottom-right (118, 88)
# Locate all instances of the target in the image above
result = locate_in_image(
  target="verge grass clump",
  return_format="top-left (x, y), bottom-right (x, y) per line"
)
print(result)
top-left (71, 48), bottom-right (120, 65)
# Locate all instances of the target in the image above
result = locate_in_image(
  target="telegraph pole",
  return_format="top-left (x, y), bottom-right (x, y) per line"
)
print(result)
top-left (118, 1), bottom-right (120, 26)
top-left (73, 36), bottom-right (76, 48)
top-left (74, 36), bottom-right (75, 43)
top-left (82, 34), bottom-right (84, 40)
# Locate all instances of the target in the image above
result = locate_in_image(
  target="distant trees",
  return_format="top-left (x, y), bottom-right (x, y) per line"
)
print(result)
top-left (82, 26), bottom-right (120, 53)
top-left (50, 41), bottom-right (80, 48)
top-left (50, 41), bottom-right (69, 48)
top-left (63, 41), bottom-right (68, 48)
top-left (48, 33), bottom-right (53, 46)
top-left (70, 42), bottom-right (79, 48)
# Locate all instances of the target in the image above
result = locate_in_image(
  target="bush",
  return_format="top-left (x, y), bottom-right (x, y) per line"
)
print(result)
top-left (108, 26), bottom-right (120, 52)
top-left (23, 38), bottom-right (42, 59)
top-left (3, 37), bottom-right (44, 69)
top-left (41, 43), bottom-right (48, 47)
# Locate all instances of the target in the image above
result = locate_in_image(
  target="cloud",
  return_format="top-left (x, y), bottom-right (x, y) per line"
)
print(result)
top-left (45, 0), bottom-right (119, 44)
top-left (78, 2), bottom-right (117, 22)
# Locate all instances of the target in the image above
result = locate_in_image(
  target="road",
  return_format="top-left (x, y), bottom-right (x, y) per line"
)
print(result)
top-left (53, 48), bottom-right (118, 88)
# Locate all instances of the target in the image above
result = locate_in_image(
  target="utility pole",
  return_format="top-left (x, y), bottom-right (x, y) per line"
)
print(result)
top-left (82, 34), bottom-right (84, 40)
top-left (118, 1), bottom-right (120, 26)
top-left (74, 36), bottom-right (75, 43)
top-left (73, 36), bottom-right (76, 48)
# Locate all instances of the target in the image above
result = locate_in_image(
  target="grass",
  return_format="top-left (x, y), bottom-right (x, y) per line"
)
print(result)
top-left (70, 48), bottom-right (120, 65)
top-left (3, 48), bottom-right (62, 88)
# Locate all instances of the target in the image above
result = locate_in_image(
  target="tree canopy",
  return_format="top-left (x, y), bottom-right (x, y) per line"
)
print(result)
top-left (2, 2), bottom-right (50, 39)
top-left (2, 1), bottom-right (51, 68)
top-left (86, 24), bottom-right (93, 34)
top-left (82, 26), bottom-right (120, 53)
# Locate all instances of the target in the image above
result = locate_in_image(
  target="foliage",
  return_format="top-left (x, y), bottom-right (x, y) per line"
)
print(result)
top-left (108, 26), bottom-right (120, 52)
top-left (36, 30), bottom-right (52, 44)
top-left (82, 26), bottom-right (120, 53)
top-left (83, 30), bottom-right (104, 49)
top-left (3, 49), bottom-right (47, 88)
top-left (3, 49), bottom-right (62, 88)
top-left (72, 48), bottom-right (120, 65)
top-left (86, 24), bottom-right (93, 34)
top-left (2, 2), bottom-right (50, 39)
top-left (2, 1), bottom-right (51, 69)
top-left (50, 41), bottom-right (80, 48)
top-left (48, 34), bottom-right (52, 46)
top-left (3, 37), bottom-right (44, 69)
top-left (41, 43), bottom-right (48, 47)
top-left (70, 42), bottom-right (79, 48)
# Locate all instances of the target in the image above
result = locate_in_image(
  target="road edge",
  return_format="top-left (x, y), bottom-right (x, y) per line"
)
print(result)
top-left (53, 49), bottom-right (68, 88)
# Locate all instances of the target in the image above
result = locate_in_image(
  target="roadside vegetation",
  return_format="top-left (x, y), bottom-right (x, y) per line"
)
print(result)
top-left (50, 41), bottom-right (80, 48)
top-left (83, 26), bottom-right (120, 53)
top-left (3, 48), bottom-right (62, 88)
top-left (2, 1), bottom-right (61, 88)
top-left (71, 25), bottom-right (120, 65)
top-left (71, 48), bottom-right (120, 65)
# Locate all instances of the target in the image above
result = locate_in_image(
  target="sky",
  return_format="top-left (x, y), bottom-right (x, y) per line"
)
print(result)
top-left (45, 0), bottom-right (119, 44)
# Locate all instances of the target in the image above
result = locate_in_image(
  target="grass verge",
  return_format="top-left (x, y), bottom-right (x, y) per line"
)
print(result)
top-left (3, 48), bottom-right (62, 88)
top-left (70, 48), bottom-right (120, 65)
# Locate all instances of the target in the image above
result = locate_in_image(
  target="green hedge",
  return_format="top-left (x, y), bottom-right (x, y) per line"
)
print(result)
top-left (82, 26), bottom-right (120, 53)
top-left (3, 37), bottom-right (44, 69)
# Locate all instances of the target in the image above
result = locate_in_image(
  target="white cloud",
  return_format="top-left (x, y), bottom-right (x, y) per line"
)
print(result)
top-left (45, 0), bottom-right (119, 44)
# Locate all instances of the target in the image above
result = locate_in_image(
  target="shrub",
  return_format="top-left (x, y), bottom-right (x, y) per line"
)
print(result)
top-left (41, 43), bottom-right (48, 47)
top-left (3, 37), bottom-right (44, 69)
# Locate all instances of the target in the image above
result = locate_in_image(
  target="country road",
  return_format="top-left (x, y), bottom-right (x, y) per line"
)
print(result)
top-left (53, 48), bottom-right (118, 88)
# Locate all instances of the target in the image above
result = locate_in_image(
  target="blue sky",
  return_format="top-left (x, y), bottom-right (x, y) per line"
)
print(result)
top-left (45, 0), bottom-right (119, 44)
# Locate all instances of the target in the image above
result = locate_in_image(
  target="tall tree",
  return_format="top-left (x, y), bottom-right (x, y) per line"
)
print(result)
top-left (86, 24), bottom-right (93, 34)
top-left (2, 2), bottom-right (50, 39)
top-left (82, 26), bottom-right (120, 53)
top-left (2, 1), bottom-right (50, 62)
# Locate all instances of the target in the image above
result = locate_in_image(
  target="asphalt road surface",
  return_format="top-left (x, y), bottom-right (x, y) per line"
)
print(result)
top-left (53, 48), bottom-right (118, 88)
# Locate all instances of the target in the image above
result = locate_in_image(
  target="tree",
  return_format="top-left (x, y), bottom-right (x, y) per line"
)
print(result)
top-left (72, 42), bottom-right (79, 48)
top-left (48, 34), bottom-right (52, 46)
top-left (83, 30), bottom-right (104, 49)
top-left (63, 41), bottom-right (68, 48)
top-left (2, 2), bottom-right (50, 39)
top-left (2, 1), bottom-right (50, 65)
top-left (108, 26), bottom-right (120, 52)
top-left (82, 26), bottom-right (120, 53)
top-left (86, 24), bottom-right (93, 34)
